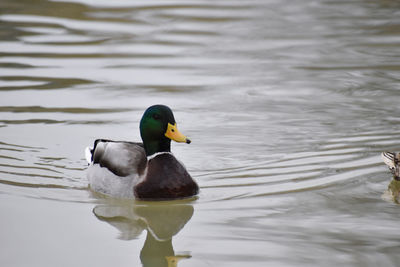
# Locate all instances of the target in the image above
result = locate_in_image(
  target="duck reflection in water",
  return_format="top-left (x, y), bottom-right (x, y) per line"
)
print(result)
top-left (93, 199), bottom-right (195, 267)
top-left (381, 152), bottom-right (400, 203)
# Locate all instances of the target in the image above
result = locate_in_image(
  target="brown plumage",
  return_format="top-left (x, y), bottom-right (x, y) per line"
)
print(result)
top-left (135, 153), bottom-right (199, 200)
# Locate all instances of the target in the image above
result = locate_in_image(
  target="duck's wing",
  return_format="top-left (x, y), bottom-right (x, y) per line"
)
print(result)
top-left (87, 139), bottom-right (147, 177)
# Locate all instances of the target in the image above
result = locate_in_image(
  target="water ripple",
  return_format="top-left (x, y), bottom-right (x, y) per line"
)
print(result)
top-left (0, 141), bottom-right (87, 199)
top-left (199, 129), bottom-right (393, 200)
top-left (0, 106), bottom-right (131, 114)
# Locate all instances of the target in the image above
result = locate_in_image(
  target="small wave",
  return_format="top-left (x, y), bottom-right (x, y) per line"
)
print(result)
top-left (0, 141), bottom-right (87, 200)
top-left (199, 131), bottom-right (389, 200)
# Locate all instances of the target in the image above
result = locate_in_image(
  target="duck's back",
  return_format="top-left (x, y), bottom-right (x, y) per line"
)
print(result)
top-left (134, 153), bottom-right (199, 200)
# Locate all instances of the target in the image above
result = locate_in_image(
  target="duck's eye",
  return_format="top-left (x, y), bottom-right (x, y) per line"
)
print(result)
top-left (153, 114), bottom-right (161, 120)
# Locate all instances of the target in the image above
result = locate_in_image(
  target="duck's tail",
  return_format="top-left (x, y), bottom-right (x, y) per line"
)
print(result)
top-left (382, 152), bottom-right (396, 170)
top-left (382, 152), bottom-right (400, 180)
top-left (85, 146), bottom-right (93, 165)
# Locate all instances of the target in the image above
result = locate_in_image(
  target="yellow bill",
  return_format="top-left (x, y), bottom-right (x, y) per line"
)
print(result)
top-left (165, 123), bottom-right (191, 144)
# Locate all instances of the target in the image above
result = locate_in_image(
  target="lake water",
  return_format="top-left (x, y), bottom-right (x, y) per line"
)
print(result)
top-left (1, 0), bottom-right (400, 266)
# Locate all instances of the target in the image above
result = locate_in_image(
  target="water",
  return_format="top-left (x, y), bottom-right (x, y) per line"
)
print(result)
top-left (1, 0), bottom-right (400, 266)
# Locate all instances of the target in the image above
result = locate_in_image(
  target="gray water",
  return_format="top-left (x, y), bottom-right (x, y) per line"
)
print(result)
top-left (1, 0), bottom-right (400, 266)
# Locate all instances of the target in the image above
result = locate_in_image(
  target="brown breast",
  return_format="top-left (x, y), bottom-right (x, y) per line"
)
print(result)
top-left (134, 153), bottom-right (199, 200)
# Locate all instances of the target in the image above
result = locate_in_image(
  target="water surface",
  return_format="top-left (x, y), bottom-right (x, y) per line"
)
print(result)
top-left (1, 0), bottom-right (400, 266)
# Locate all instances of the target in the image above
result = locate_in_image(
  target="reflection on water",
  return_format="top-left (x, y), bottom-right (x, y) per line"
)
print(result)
top-left (383, 179), bottom-right (400, 204)
top-left (1, 0), bottom-right (400, 266)
top-left (94, 200), bottom-right (194, 267)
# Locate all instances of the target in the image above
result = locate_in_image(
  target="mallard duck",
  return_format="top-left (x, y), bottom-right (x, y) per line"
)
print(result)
top-left (381, 151), bottom-right (400, 180)
top-left (85, 105), bottom-right (199, 200)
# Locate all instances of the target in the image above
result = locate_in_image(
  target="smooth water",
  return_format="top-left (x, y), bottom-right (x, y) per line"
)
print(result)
top-left (1, 0), bottom-right (400, 266)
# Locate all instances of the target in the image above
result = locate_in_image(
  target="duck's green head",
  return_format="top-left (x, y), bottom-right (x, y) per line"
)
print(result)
top-left (140, 105), bottom-right (191, 156)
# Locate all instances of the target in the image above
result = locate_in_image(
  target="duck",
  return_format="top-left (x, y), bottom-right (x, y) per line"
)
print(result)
top-left (85, 105), bottom-right (199, 200)
top-left (381, 152), bottom-right (400, 203)
top-left (381, 151), bottom-right (400, 180)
